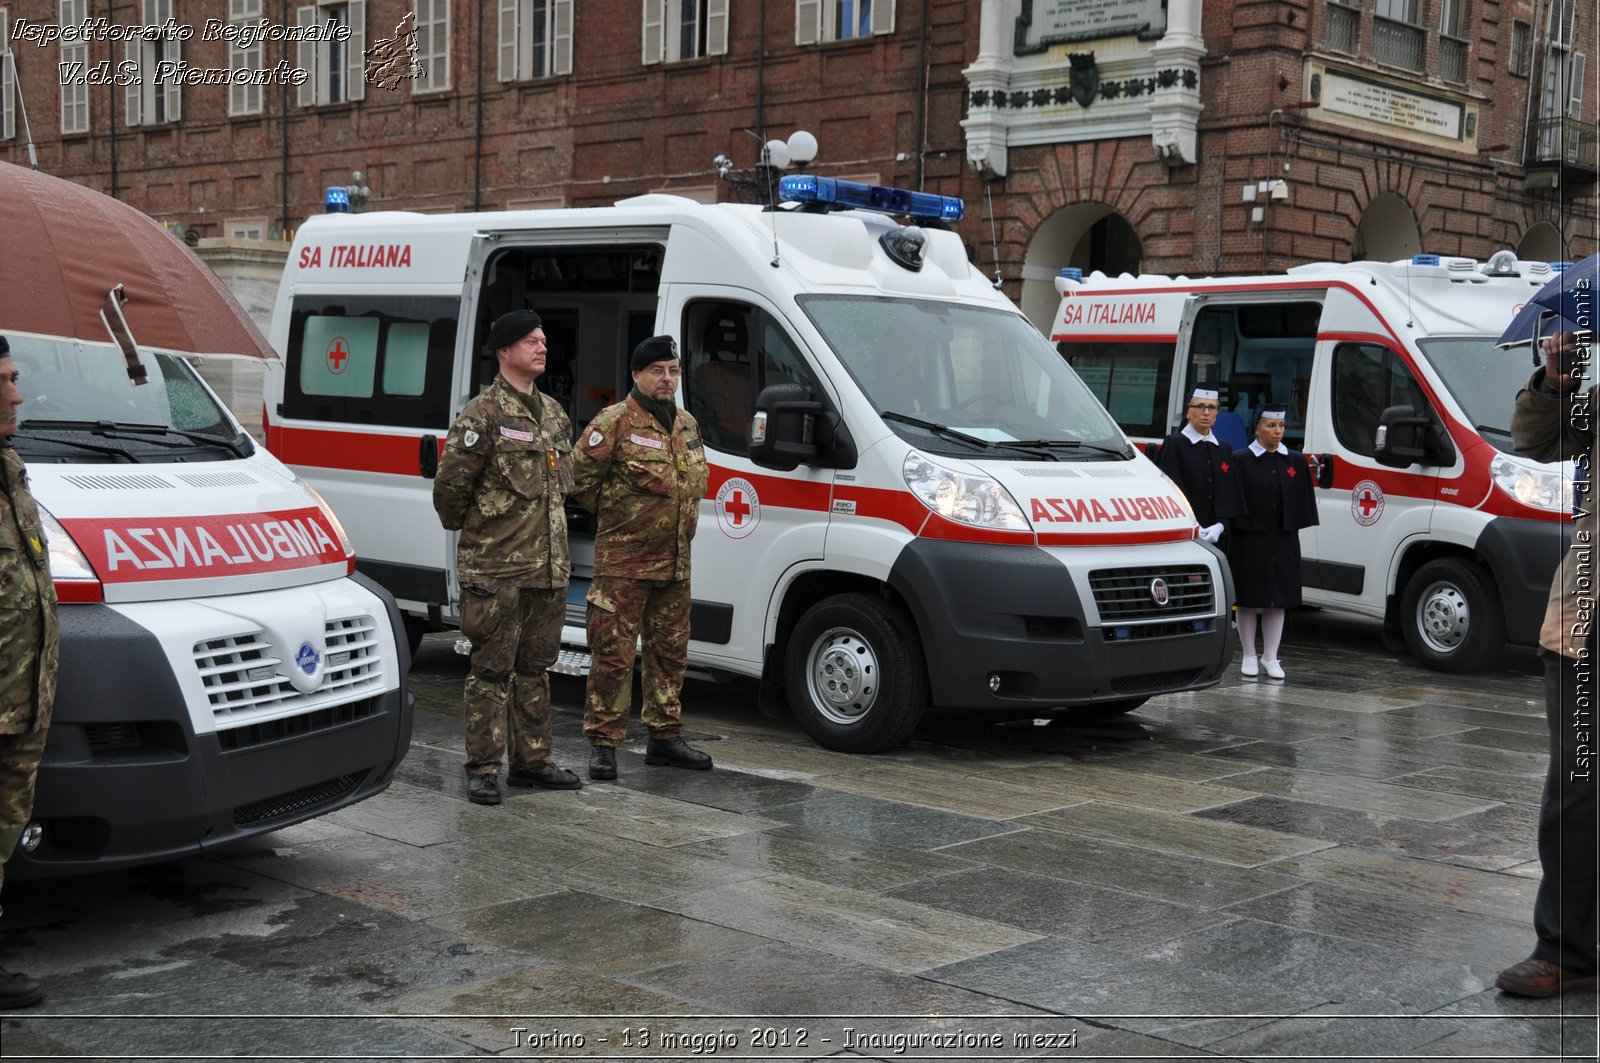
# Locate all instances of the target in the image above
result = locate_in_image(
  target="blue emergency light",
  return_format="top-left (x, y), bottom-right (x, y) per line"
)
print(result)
top-left (324, 186), bottom-right (352, 213)
top-left (1059, 267), bottom-right (1083, 281)
top-left (778, 175), bottom-right (964, 222)
top-left (1411, 253), bottom-right (1441, 266)
top-left (1551, 261), bottom-right (1574, 272)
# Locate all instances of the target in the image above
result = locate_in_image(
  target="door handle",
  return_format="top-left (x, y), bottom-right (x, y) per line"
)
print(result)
top-left (419, 435), bottom-right (439, 479)
top-left (1308, 452), bottom-right (1335, 489)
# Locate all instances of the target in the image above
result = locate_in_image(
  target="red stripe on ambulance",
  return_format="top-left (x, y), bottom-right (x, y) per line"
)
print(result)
top-left (60, 507), bottom-right (346, 583)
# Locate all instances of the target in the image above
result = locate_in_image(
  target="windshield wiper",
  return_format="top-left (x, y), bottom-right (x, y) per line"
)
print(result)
top-left (20, 419), bottom-right (249, 458)
top-left (13, 424), bottom-right (138, 459)
top-left (881, 411), bottom-right (992, 450)
top-left (995, 438), bottom-right (1130, 459)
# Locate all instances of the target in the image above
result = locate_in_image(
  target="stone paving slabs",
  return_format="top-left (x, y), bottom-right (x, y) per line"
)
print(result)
top-left (1194, 795), bottom-right (1534, 870)
top-left (884, 865), bottom-right (1237, 950)
top-left (789, 759), bottom-right (1087, 819)
top-left (550, 841), bottom-right (774, 905)
top-left (432, 890), bottom-right (768, 976)
top-left (673, 824), bottom-right (980, 893)
top-left (943, 827), bottom-right (1305, 909)
top-left (1380, 731), bottom-right (1551, 775)
top-left (1223, 880), bottom-right (1536, 976)
top-left (1215, 766), bottom-right (1502, 821)
top-left (1020, 800), bottom-right (1334, 866)
top-left (1199, 735), bottom-right (1442, 779)
top-left (761, 792), bottom-right (1024, 849)
top-left (613, 761), bottom-right (821, 812)
top-left (1260, 846), bottom-right (1540, 919)
top-left (1391, 701), bottom-right (1550, 735)
top-left (519, 781), bottom-right (783, 846)
top-left (975, 762), bottom-right (1259, 814)
top-left (1203, 1012), bottom-right (1461, 1062)
top-left (660, 871), bottom-right (1039, 974)
top-left (1390, 764), bottom-right (1545, 805)
top-left (1441, 800), bottom-right (1542, 841)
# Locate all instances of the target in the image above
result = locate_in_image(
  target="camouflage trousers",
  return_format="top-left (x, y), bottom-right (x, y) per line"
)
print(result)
top-left (459, 583), bottom-right (566, 778)
top-left (582, 575), bottom-right (690, 747)
top-left (0, 724), bottom-right (49, 918)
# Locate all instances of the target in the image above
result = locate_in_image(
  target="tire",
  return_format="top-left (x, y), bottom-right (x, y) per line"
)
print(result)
top-left (784, 593), bottom-right (928, 753)
top-left (1399, 557), bottom-right (1504, 673)
top-left (402, 613), bottom-right (429, 659)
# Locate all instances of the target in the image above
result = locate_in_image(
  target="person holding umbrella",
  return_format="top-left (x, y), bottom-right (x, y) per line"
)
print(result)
top-left (1499, 324), bottom-right (1598, 997)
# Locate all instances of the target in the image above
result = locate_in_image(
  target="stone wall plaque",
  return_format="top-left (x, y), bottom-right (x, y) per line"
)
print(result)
top-left (1015, 0), bottom-right (1167, 54)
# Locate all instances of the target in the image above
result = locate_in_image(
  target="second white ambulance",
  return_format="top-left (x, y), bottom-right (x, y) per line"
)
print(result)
top-left (1051, 252), bottom-right (1573, 673)
top-left (266, 177), bottom-right (1234, 752)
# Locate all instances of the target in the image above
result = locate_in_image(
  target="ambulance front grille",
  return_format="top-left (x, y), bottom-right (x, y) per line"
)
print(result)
top-left (1089, 564), bottom-right (1214, 621)
top-left (193, 616), bottom-right (386, 728)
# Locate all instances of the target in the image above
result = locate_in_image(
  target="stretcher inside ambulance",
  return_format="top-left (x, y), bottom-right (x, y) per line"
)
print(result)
top-left (267, 176), bottom-right (1234, 752)
top-left (1052, 252), bottom-right (1574, 672)
top-left (2, 161), bottom-right (411, 878)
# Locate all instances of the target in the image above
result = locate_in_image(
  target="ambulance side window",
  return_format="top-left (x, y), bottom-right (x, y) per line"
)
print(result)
top-left (1060, 341), bottom-right (1173, 438)
top-left (1331, 342), bottom-right (1429, 458)
top-left (284, 296), bottom-right (457, 428)
top-left (683, 301), bottom-right (818, 455)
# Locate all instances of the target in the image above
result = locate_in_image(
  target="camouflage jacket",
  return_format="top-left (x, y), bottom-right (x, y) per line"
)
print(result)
top-left (433, 375), bottom-right (573, 589)
top-left (0, 445), bottom-right (60, 734)
top-left (573, 396), bottom-right (708, 581)
top-left (1511, 370), bottom-right (1596, 658)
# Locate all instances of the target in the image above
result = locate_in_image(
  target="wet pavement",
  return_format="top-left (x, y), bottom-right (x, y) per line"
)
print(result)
top-left (2, 610), bottom-right (1597, 1061)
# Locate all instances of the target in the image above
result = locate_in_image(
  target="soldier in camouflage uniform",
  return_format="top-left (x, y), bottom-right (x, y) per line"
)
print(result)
top-left (573, 335), bottom-right (713, 780)
top-left (0, 338), bottom-right (58, 1010)
top-left (433, 311), bottom-right (582, 805)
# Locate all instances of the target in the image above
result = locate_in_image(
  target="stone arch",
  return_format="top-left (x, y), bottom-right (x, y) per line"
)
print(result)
top-left (1518, 222), bottom-right (1564, 262)
top-left (1353, 192), bottom-right (1421, 261)
top-left (1019, 203), bottom-right (1143, 332)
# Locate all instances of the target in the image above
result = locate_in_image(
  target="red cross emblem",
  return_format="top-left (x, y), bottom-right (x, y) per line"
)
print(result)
top-left (1286, 465), bottom-right (1297, 477)
top-left (326, 337), bottom-right (350, 375)
top-left (1219, 461), bottom-right (1229, 473)
top-left (725, 489), bottom-right (751, 526)
top-left (1356, 488), bottom-right (1380, 517)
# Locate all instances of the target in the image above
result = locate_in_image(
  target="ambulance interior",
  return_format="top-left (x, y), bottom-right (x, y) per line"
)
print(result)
top-left (1184, 302), bottom-right (1318, 450)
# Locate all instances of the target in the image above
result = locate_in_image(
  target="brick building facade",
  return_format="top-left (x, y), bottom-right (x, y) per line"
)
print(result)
top-left (0, 0), bottom-right (1594, 326)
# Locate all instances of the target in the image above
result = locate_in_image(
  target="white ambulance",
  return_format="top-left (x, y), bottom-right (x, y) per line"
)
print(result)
top-left (265, 176), bottom-right (1233, 753)
top-left (1050, 252), bottom-right (1573, 673)
top-left (2, 162), bottom-right (411, 878)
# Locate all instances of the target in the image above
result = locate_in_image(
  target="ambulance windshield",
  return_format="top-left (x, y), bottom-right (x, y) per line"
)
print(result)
top-left (798, 295), bottom-right (1129, 459)
top-left (8, 336), bottom-right (249, 463)
top-left (1417, 336), bottom-right (1544, 452)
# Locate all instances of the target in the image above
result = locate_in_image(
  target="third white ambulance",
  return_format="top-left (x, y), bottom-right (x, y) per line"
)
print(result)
top-left (266, 177), bottom-right (1233, 752)
top-left (1051, 252), bottom-right (1574, 672)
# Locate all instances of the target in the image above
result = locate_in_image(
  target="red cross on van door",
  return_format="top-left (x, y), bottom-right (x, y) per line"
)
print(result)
top-left (326, 336), bottom-right (351, 375)
top-left (725, 489), bottom-right (751, 526)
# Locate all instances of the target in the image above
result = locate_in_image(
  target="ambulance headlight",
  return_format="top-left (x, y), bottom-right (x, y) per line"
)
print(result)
top-left (1489, 453), bottom-right (1571, 514)
top-left (902, 453), bottom-right (1030, 531)
top-left (35, 505), bottom-right (98, 582)
top-left (301, 482), bottom-right (355, 559)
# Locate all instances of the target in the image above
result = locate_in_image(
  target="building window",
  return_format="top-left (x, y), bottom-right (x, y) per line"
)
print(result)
top-left (297, 1), bottom-right (365, 107)
top-left (642, 0), bottom-right (728, 64)
top-left (124, 0), bottom-right (181, 126)
top-left (1, 8), bottom-right (15, 140)
top-left (60, 0), bottom-right (89, 133)
top-left (1510, 21), bottom-right (1531, 76)
top-left (500, 0), bottom-right (573, 80)
top-left (1438, 0), bottom-right (1466, 82)
top-left (1372, 0), bottom-right (1424, 71)
top-left (412, 0), bottom-right (449, 92)
top-left (1325, 1), bottom-right (1358, 53)
top-left (795, 0), bottom-right (893, 45)
top-left (229, 0), bottom-right (263, 115)
top-left (227, 218), bottom-right (269, 239)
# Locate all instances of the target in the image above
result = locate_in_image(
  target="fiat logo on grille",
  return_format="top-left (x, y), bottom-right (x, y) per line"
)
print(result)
top-left (1149, 577), bottom-right (1170, 606)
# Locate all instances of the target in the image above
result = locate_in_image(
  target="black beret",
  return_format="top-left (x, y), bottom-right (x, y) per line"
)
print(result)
top-left (486, 310), bottom-right (543, 352)
top-left (630, 335), bottom-right (679, 372)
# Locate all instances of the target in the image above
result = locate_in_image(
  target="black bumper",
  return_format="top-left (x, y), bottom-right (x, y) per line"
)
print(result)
top-left (7, 573), bottom-right (413, 880)
top-left (887, 539), bottom-right (1233, 712)
top-left (1477, 515), bottom-right (1572, 646)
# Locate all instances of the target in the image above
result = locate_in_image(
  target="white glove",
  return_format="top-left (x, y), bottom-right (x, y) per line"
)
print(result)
top-left (1198, 522), bottom-right (1224, 544)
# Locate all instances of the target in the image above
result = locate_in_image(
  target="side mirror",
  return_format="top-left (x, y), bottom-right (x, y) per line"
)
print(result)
top-left (748, 383), bottom-right (856, 472)
top-left (1373, 405), bottom-right (1454, 469)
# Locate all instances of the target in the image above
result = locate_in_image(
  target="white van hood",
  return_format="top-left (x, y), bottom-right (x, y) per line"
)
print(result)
top-left (33, 461), bottom-right (349, 603)
top-left (981, 458), bottom-right (1197, 545)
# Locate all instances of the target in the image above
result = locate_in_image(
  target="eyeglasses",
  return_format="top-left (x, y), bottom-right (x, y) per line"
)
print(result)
top-left (640, 364), bottom-right (682, 379)
top-left (1188, 403), bottom-right (1219, 412)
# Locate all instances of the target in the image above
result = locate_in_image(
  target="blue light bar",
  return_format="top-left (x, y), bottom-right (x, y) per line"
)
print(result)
top-left (779, 174), bottom-right (964, 222)
top-left (1551, 261), bottom-right (1574, 272)
top-left (324, 186), bottom-right (351, 213)
top-left (1411, 253), bottom-right (1441, 266)
top-left (1059, 267), bottom-right (1083, 281)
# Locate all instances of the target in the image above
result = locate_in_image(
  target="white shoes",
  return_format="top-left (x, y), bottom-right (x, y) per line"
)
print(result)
top-left (1240, 655), bottom-right (1259, 678)
top-left (1263, 659), bottom-right (1285, 680)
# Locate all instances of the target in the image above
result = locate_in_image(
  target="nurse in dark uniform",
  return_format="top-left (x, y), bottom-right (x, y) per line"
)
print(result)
top-left (1226, 404), bottom-right (1318, 680)
top-left (1157, 387), bottom-right (1245, 548)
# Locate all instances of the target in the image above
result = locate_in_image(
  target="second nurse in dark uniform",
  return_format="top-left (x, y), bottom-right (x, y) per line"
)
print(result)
top-left (1226, 404), bottom-right (1318, 680)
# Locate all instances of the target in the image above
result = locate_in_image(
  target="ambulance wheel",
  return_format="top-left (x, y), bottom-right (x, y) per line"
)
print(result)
top-left (786, 594), bottom-right (928, 753)
top-left (1400, 558), bottom-right (1504, 673)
